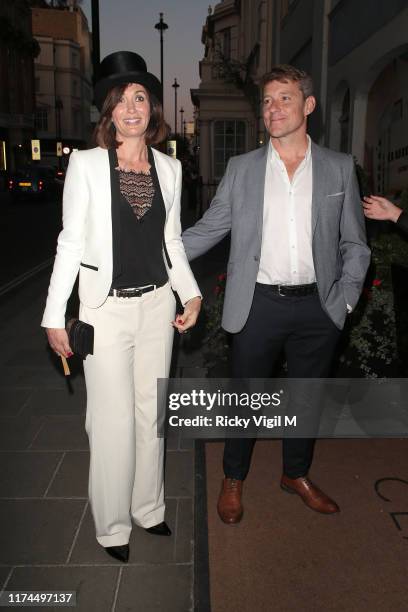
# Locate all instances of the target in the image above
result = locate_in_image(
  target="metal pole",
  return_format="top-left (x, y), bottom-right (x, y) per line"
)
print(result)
top-left (91, 0), bottom-right (100, 84)
top-left (180, 107), bottom-right (184, 138)
top-left (172, 78), bottom-right (180, 135)
top-left (55, 99), bottom-right (63, 170)
top-left (155, 13), bottom-right (168, 105)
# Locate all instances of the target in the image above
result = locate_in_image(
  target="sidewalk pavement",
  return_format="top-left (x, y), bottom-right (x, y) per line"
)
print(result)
top-left (0, 231), bottom-right (226, 611)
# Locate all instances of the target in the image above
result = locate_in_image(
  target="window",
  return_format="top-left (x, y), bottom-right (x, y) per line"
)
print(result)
top-left (35, 77), bottom-right (40, 93)
top-left (213, 120), bottom-right (246, 179)
top-left (392, 99), bottom-right (403, 122)
top-left (35, 108), bottom-right (48, 131)
top-left (281, 0), bottom-right (297, 19)
top-left (223, 28), bottom-right (231, 60)
top-left (73, 80), bottom-right (78, 97)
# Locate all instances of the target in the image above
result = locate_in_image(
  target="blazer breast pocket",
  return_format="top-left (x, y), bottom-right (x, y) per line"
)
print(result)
top-left (325, 192), bottom-right (345, 209)
top-left (327, 192), bottom-right (345, 198)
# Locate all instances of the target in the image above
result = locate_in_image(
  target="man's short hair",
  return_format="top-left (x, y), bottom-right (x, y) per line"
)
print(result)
top-left (261, 65), bottom-right (314, 99)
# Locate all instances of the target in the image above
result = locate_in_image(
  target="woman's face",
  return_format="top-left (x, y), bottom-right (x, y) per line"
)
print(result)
top-left (111, 83), bottom-right (151, 141)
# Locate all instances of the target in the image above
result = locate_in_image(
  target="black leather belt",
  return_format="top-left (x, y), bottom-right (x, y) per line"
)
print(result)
top-left (257, 282), bottom-right (318, 297)
top-left (108, 285), bottom-right (156, 298)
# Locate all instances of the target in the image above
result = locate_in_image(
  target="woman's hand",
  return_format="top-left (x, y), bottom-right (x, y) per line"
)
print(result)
top-left (363, 195), bottom-right (402, 223)
top-left (46, 328), bottom-right (73, 358)
top-left (172, 296), bottom-right (202, 334)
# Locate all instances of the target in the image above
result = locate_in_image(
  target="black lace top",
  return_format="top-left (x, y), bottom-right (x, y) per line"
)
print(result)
top-left (117, 168), bottom-right (155, 221)
top-left (109, 147), bottom-right (168, 290)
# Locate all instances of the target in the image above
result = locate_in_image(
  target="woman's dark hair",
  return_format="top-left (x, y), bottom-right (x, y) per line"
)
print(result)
top-left (93, 83), bottom-right (169, 148)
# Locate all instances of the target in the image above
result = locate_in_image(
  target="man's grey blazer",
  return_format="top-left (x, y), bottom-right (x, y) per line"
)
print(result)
top-left (182, 141), bottom-right (371, 333)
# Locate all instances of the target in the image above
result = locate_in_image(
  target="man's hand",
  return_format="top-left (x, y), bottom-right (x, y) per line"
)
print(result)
top-left (46, 328), bottom-right (73, 358)
top-left (363, 195), bottom-right (402, 223)
top-left (172, 296), bottom-right (202, 334)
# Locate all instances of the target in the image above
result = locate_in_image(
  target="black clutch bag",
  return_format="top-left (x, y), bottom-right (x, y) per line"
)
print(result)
top-left (66, 318), bottom-right (94, 359)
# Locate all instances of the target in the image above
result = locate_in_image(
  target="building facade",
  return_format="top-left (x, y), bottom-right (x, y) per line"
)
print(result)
top-left (191, 0), bottom-right (275, 202)
top-left (275, 0), bottom-right (408, 195)
top-left (193, 0), bottom-right (408, 198)
top-left (0, 0), bottom-right (37, 177)
top-left (32, 1), bottom-right (93, 165)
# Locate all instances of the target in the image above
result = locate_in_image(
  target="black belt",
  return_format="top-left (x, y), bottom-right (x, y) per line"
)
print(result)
top-left (257, 282), bottom-right (318, 297)
top-left (108, 285), bottom-right (156, 298)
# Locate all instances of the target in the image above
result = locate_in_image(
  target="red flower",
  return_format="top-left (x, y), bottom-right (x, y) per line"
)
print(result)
top-left (217, 273), bottom-right (227, 282)
top-left (372, 279), bottom-right (382, 287)
top-left (214, 286), bottom-right (221, 295)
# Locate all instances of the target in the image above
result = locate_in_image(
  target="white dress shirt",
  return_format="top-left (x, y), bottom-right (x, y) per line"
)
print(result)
top-left (257, 136), bottom-right (315, 286)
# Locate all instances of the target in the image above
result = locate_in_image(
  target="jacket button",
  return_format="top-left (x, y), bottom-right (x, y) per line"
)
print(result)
top-left (254, 255), bottom-right (259, 261)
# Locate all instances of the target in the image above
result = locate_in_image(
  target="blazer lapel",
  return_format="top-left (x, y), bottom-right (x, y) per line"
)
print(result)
top-left (311, 141), bottom-right (329, 236)
top-left (151, 147), bottom-right (173, 214)
top-left (252, 145), bottom-right (269, 244)
top-left (108, 147), bottom-right (122, 277)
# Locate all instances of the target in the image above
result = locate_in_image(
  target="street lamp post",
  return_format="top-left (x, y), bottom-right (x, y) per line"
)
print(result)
top-left (91, 0), bottom-right (101, 83)
top-left (154, 12), bottom-right (168, 104)
top-left (179, 107), bottom-right (184, 138)
top-left (172, 78), bottom-right (180, 136)
top-left (55, 97), bottom-right (63, 170)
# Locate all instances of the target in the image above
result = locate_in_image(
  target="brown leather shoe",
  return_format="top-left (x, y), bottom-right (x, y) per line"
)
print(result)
top-left (217, 478), bottom-right (243, 524)
top-left (280, 475), bottom-right (339, 514)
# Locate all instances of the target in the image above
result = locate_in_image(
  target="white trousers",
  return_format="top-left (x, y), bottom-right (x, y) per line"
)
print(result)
top-left (80, 283), bottom-right (176, 547)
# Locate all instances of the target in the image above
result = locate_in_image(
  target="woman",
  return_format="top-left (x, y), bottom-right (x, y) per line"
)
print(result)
top-left (363, 194), bottom-right (408, 234)
top-left (41, 52), bottom-right (201, 563)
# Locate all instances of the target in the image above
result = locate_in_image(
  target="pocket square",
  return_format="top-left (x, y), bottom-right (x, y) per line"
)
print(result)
top-left (327, 191), bottom-right (345, 197)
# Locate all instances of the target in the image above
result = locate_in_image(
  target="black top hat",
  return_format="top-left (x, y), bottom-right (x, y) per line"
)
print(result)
top-left (94, 51), bottom-right (162, 111)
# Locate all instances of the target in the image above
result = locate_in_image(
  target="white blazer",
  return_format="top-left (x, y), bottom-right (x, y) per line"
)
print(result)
top-left (41, 146), bottom-right (201, 329)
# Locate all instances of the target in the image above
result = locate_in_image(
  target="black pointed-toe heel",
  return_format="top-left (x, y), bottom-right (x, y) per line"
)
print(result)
top-left (104, 544), bottom-right (129, 562)
top-left (145, 521), bottom-right (172, 536)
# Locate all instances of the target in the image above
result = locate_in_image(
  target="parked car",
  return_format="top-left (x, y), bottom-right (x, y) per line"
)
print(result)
top-left (8, 165), bottom-right (62, 202)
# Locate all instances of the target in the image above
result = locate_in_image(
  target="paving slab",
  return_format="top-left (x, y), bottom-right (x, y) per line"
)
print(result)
top-left (165, 450), bottom-right (194, 497)
top-left (46, 451), bottom-right (89, 498)
top-left (166, 433), bottom-right (195, 451)
top-left (174, 498), bottom-right (194, 563)
top-left (70, 500), bottom-right (177, 564)
top-left (0, 499), bottom-right (86, 564)
top-left (0, 567), bottom-right (11, 590)
top-left (30, 416), bottom-right (89, 451)
top-left (5, 345), bottom-right (56, 368)
top-left (166, 429), bottom-right (181, 451)
top-left (0, 451), bottom-right (61, 497)
top-left (6, 566), bottom-right (119, 612)
top-left (180, 436), bottom-right (194, 450)
top-left (22, 387), bottom-right (86, 417)
top-left (116, 564), bottom-right (193, 612)
top-left (0, 415), bottom-right (44, 450)
top-left (0, 366), bottom-right (68, 389)
top-left (0, 388), bottom-right (33, 417)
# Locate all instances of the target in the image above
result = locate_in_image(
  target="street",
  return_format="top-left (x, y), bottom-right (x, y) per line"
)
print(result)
top-left (0, 193), bottom-right (62, 288)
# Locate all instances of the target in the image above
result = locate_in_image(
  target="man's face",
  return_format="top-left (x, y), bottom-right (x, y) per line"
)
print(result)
top-left (262, 79), bottom-right (315, 140)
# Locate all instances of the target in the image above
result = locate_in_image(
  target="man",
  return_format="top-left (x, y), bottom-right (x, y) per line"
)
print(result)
top-left (182, 65), bottom-right (370, 523)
